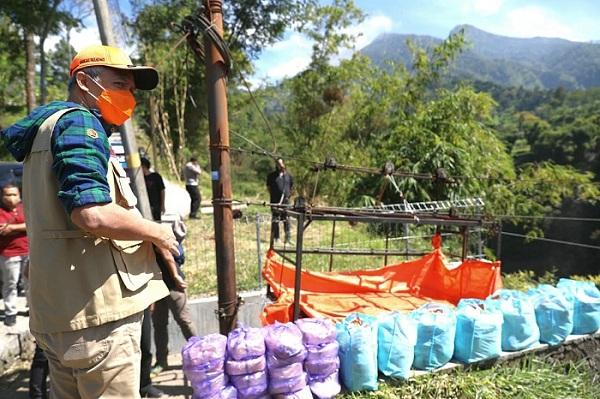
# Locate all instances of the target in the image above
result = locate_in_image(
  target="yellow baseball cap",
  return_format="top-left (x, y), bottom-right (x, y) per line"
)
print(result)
top-left (69, 45), bottom-right (158, 90)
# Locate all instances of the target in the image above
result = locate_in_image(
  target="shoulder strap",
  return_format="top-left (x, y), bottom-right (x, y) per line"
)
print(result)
top-left (30, 107), bottom-right (87, 153)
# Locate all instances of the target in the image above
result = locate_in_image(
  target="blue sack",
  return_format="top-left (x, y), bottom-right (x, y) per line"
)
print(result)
top-left (377, 312), bottom-right (417, 379)
top-left (485, 289), bottom-right (540, 351)
top-left (410, 303), bottom-right (456, 370)
top-left (454, 299), bottom-right (503, 364)
top-left (336, 313), bottom-right (378, 392)
top-left (557, 279), bottom-right (600, 334)
top-left (528, 284), bottom-right (573, 345)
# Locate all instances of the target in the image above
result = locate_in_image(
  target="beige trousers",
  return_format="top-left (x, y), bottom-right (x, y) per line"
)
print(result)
top-left (33, 312), bottom-right (143, 399)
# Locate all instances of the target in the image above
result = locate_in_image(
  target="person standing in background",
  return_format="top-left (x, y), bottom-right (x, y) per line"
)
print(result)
top-left (0, 184), bottom-right (28, 327)
top-left (266, 158), bottom-right (294, 244)
top-left (150, 219), bottom-right (197, 376)
top-left (184, 157), bottom-right (202, 219)
top-left (141, 157), bottom-right (166, 221)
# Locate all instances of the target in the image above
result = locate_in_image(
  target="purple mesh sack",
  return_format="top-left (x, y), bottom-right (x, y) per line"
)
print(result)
top-left (264, 322), bottom-right (304, 359)
top-left (306, 341), bottom-right (338, 362)
top-left (189, 373), bottom-right (229, 398)
top-left (182, 334), bottom-right (227, 369)
top-left (227, 326), bottom-right (266, 361)
top-left (305, 356), bottom-right (339, 377)
top-left (273, 385), bottom-right (313, 399)
top-left (184, 369), bottom-right (224, 386)
top-left (199, 384), bottom-right (238, 399)
top-left (230, 370), bottom-right (268, 390)
top-left (225, 355), bottom-right (266, 375)
top-left (269, 362), bottom-right (303, 380)
top-left (269, 372), bottom-right (307, 395)
top-left (295, 318), bottom-right (337, 345)
top-left (309, 371), bottom-right (341, 399)
top-left (237, 384), bottom-right (269, 399)
top-left (183, 358), bottom-right (225, 379)
top-left (266, 348), bottom-right (306, 369)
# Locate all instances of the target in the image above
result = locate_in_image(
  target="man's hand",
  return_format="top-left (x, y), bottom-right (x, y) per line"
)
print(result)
top-left (155, 245), bottom-right (187, 291)
top-left (153, 224), bottom-right (180, 256)
top-left (172, 274), bottom-right (188, 291)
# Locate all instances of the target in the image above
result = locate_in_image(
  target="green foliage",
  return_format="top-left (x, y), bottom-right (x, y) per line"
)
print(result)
top-left (0, 15), bottom-right (25, 113)
top-left (501, 269), bottom-right (558, 291)
top-left (300, 0), bottom-right (364, 67)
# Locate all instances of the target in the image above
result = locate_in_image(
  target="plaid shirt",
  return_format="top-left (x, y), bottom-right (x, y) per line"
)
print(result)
top-left (2, 101), bottom-right (112, 213)
top-left (52, 103), bottom-right (112, 213)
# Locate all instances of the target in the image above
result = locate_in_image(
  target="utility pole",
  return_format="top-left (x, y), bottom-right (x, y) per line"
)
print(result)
top-left (92, 0), bottom-right (153, 219)
top-left (204, 0), bottom-right (238, 334)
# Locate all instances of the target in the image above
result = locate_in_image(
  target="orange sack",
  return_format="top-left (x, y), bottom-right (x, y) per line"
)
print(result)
top-left (261, 234), bottom-right (502, 324)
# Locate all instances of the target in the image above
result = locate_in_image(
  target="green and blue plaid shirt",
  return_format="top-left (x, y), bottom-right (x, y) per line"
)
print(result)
top-left (2, 101), bottom-right (112, 213)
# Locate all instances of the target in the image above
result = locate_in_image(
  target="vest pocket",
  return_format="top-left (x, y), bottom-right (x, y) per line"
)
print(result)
top-left (111, 159), bottom-right (138, 208)
top-left (110, 241), bottom-right (156, 291)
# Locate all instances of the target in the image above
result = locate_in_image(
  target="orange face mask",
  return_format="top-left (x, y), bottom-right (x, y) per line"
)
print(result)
top-left (86, 76), bottom-right (136, 126)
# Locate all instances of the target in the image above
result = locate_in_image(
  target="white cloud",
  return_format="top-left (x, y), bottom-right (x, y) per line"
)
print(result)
top-left (262, 56), bottom-right (312, 80)
top-left (270, 33), bottom-right (313, 52)
top-left (43, 24), bottom-right (102, 53)
top-left (69, 26), bottom-right (103, 52)
top-left (336, 14), bottom-right (394, 62)
top-left (504, 6), bottom-right (582, 41)
top-left (254, 32), bottom-right (313, 81)
top-left (347, 15), bottom-right (394, 50)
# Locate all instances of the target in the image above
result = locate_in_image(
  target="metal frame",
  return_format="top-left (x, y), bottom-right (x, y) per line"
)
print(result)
top-left (268, 199), bottom-right (495, 321)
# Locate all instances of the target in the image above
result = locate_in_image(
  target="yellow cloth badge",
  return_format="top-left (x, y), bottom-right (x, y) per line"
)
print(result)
top-left (86, 129), bottom-right (99, 139)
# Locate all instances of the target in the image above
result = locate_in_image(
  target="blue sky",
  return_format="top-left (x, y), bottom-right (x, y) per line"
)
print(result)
top-left (51, 0), bottom-right (600, 83)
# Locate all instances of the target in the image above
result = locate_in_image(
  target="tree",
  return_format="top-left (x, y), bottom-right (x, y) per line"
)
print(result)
top-left (0, 15), bottom-right (26, 112)
top-left (128, 0), bottom-right (332, 176)
top-left (0, 0), bottom-right (78, 106)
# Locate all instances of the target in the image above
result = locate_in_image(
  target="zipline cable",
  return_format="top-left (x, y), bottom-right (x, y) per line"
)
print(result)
top-left (496, 215), bottom-right (600, 222)
top-left (501, 231), bottom-right (600, 250)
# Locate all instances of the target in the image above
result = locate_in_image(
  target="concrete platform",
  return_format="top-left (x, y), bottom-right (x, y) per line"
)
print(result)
top-left (0, 297), bottom-right (34, 377)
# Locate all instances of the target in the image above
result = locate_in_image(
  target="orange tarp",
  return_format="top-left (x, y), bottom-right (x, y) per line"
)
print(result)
top-left (261, 235), bottom-right (502, 324)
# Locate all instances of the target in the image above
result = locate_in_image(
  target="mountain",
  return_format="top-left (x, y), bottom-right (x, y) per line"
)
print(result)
top-left (361, 25), bottom-right (600, 89)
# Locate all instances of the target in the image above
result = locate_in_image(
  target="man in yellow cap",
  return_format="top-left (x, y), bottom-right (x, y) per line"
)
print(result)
top-left (1, 45), bottom-right (176, 398)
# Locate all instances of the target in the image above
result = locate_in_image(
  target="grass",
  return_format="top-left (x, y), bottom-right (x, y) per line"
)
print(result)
top-left (341, 357), bottom-right (600, 399)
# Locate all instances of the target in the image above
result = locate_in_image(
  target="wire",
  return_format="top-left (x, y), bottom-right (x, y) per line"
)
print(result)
top-left (496, 215), bottom-right (600, 222)
top-left (229, 141), bottom-right (600, 188)
top-left (237, 74), bottom-right (278, 153)
top-left (501, 231), bottom-right (600, 250)
top-left (177, 10), bottom-right (233, 71)
top-left (230, 132), bottom-right (274, 156)
top-left (229, 145), bottom-right (434, 180)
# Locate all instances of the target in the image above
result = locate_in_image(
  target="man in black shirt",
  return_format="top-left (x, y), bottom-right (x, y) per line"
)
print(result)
top-left (141, 158), bottom-right (165, 221)
top-left (266, 158), bottom-right (294, 243)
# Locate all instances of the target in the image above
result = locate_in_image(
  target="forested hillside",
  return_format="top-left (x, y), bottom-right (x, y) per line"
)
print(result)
top-left (362, 24), bottom-right (600, 89)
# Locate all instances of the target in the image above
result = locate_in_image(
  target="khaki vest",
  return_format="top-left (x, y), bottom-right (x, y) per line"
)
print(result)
top-left (23, 108), bottom-right (169, 333)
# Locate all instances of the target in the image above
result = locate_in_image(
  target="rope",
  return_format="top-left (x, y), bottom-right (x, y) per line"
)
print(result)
top-left (501, 231), bottom-right (600, 250)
